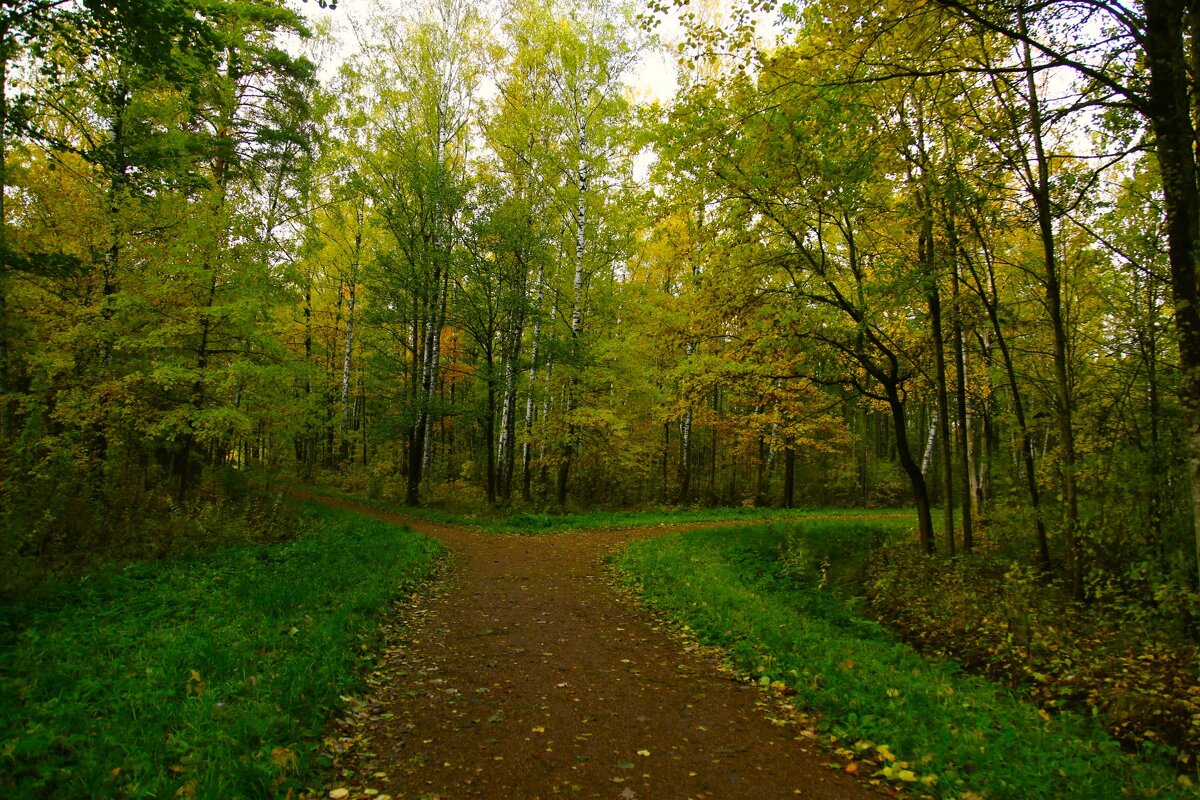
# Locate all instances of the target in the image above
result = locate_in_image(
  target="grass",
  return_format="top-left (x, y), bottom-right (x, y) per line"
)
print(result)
top-left (282, 479), bottom-right (916, 535)
top-left (0, 502), bottom-right (444, 799)
top-left (613, 522), bottom-right (1190, 799)
top-left (478, 506), bottom-right (912, 534)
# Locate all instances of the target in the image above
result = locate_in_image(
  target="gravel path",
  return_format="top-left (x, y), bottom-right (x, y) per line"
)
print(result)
top-left (298, 493), bottom-right (886, 800)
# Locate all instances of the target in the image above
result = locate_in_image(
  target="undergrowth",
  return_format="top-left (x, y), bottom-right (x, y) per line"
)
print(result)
top-left (868, 545), bottom-right (1200, 772)
top-left (0, 468), bottom-right (297, 597)
top-left (614, 522), bottom-right (1191, 799)
top-left (0, 503), bottom-right (443, 799)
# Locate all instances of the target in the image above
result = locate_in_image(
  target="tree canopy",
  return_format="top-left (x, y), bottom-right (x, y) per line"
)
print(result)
top-left (1, 0), bottom-right (1197, 623)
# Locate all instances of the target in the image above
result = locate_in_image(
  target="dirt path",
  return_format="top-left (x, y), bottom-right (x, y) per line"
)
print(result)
top-left (299, 493), bottom-right (886, 800)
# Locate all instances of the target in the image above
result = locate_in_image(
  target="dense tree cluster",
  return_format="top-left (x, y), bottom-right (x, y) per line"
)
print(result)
top-left (1, 0), bottom-right (1196, 617)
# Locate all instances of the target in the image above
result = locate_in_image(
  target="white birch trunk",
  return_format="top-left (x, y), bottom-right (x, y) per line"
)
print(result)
top-left (962, 331), bottom-right (980, 517)
top-left (341, 204), bottom-right (364, 435)
top-left (921, 412), bottom-right (938, 478)
top-left (539, 291), bottom-right (559, 465)
top-left (498, 350), bottom-right (514, 470)
top-left (522, 262), bottom-right (546, 479)
top-left (341, 283), bottom-right (355, 432)
top-left (422, 271), bottom-right (447, 472)
top-left (571, 120), bottom-right (588, 341)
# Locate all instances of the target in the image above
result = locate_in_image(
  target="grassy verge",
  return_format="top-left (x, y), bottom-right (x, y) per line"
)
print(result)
top-left (0, 503), bottom-right (444, 799)
top-left (479, 506), bottom-right (911, 534)
top-left (283, 479), bottom-right (914, 535)
top-left (613, 523), bottom-right (1189, 799)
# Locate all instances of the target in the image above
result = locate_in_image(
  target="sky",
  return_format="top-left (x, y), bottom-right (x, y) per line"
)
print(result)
top-left (295, 0), bottom-right (683, 106)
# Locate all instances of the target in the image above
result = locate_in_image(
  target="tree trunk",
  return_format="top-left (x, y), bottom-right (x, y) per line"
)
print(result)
top-left (890, 385), bottom-right (935, 552)
top-left (921, 411), bottom-right (938, 478)
top-left (709, 387), bottom-right (719, 503)
top-left (961, 225), bottom-right (1050, 568)
top-left (406, 293), bottom-right (429, 505)
top-left (340, 205), bottom-right (363, 463)
top-left (950, 248), bottom-right (974, 550)
top-left (559, 118), bottom-right (589, 507)
top-left (1019, 21), bottom-right (1081, 597)
top-left (522, 264), bottom-right (547, 501)
top-left (422, 269), bottom-right (448, 476)
top-left (486, 351), bottom-right (497, 505)
top-left (679, 407), bottom-right (692, 503)
top-left (660, 420), bottom-right (670, 502)
top-left (0, 28), bottom-right (11, 443)
top-left (929, 280), bottom-right (956, 555)
top-left (498, 317), bottom-right (522, 501)
top-left (302, 280), bottom-right (314, 481)
top-left (783, 447), bottom-right (795, 508)
top-left (1144, 0), bottom-right (1200, 592)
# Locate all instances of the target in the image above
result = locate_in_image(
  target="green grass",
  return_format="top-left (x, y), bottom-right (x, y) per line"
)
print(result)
top-left (278, 478), bottom-right (918, 535)
top-left (613, 522), bottom-right (1188, 799)
top-left (0, 503), bottom-right (444, 799)
top-left (479, 506), bottom-right (913, 534)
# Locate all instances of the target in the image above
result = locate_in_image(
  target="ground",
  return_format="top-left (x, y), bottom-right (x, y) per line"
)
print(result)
top-left (299, 494), bottom-right (887, 800)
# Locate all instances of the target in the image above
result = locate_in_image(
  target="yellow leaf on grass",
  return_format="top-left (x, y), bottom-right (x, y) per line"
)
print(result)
top-left (532, 726), bottom-right (545, 733)
top-left (270, 747), bottom-right (297, 772)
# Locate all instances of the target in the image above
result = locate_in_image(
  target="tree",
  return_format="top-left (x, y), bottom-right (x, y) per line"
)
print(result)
top-left (355, 0), bottom-right (482, 505)
top-left (926, 0), bottom-right (1200, 594)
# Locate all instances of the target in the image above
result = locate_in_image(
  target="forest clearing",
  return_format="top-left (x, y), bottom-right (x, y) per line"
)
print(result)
top-left (3, 0), bottom-right (1200, 797)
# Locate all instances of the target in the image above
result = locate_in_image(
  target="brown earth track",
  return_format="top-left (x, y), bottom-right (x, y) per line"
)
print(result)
top-left (294, 491), bottom-right (888, 800)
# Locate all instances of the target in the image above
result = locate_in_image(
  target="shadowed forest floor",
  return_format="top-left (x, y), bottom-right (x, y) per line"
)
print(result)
top-left (293, 492), bottom-right (884, 800)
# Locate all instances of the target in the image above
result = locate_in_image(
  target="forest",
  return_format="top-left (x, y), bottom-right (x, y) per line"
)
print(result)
top-left (2, 0), bottom-right (1200, 797)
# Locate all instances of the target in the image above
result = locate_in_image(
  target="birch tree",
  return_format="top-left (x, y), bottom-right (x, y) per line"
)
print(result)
top-left (356, 0), bottom-right (481, 505)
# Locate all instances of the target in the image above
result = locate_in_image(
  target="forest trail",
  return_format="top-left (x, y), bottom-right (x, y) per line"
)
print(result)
top-left (292, 491), bottom-right (883, 800)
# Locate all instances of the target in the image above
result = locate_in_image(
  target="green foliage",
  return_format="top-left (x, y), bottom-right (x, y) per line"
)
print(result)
top-left (614, 524), bottom-right (1188, 798)
top-left (0, 503), bottom-right (444, 799)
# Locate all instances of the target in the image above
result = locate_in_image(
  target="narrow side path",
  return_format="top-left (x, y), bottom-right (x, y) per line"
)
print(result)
top-left (296, 492), bottom-right (885, 800)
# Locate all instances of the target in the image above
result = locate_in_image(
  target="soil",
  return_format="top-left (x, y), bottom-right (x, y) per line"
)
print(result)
top-left (297, 492), bottom-right (889, 800)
